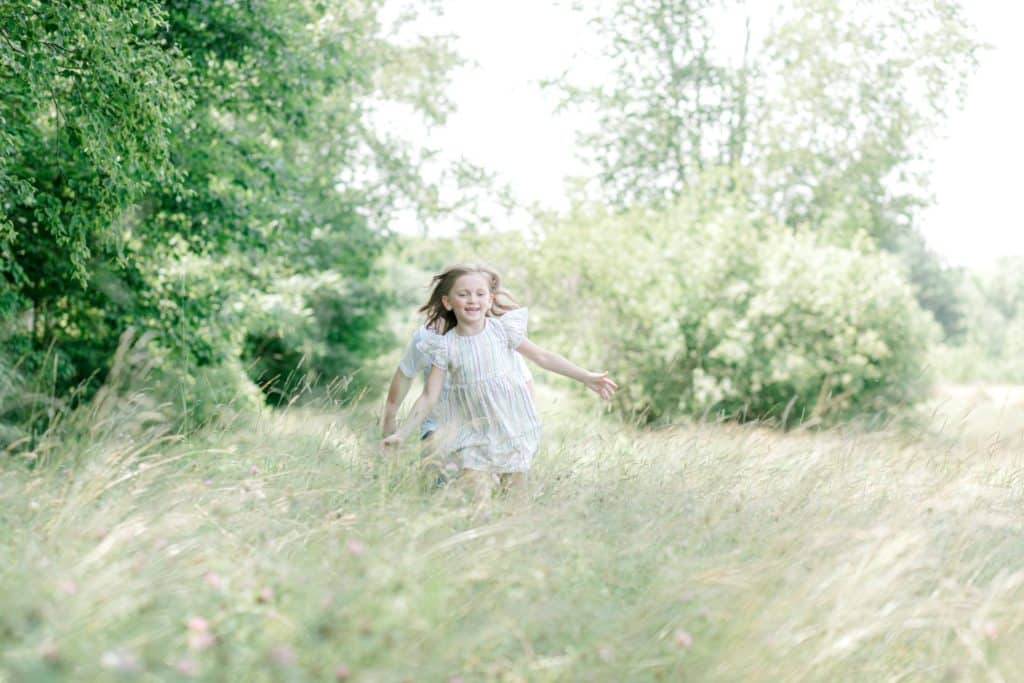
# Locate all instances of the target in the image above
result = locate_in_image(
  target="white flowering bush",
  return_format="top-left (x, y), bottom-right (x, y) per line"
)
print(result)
top-left (524, 199), bottom-right (937, 425)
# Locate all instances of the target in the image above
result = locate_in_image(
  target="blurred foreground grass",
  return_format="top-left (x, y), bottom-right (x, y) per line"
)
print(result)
top-left (3, 383), bottom-right (1024, 682)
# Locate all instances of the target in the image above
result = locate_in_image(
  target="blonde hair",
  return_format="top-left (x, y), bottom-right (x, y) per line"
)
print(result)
top-left (419, 263), bottom-right (519, 334)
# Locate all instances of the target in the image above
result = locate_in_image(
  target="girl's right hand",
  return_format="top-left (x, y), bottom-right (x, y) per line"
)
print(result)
top-left (584, 371), bottom-right (618, 400)
top-left (381, 434), bottom-right (403, 450)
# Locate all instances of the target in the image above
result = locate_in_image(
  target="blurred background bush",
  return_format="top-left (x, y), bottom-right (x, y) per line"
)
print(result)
top-left (514, 197), bottom-right (938, 424)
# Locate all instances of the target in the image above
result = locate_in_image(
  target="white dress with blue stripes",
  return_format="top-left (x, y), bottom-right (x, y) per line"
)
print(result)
top-left (417, 308), bottom-right (541, 473)
top-left (399, 324), bottom-right (533, 439)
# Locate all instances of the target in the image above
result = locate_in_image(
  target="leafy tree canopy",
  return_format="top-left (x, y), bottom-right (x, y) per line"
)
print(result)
top-left (0, 0), bottom-right (462, 405)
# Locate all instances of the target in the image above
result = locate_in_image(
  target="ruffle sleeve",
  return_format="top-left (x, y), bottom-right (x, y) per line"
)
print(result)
top-left (414, 330), bottom-right (447, 370)
top-left (497, 307), bottom-right (529, 349)
top-left (398, 327), bottom-right (427, 377)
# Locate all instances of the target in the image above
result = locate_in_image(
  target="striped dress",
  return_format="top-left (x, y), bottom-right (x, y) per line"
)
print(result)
top-left (399, 325), bottom-right (535, 439)
top-left (417, 307), bottom-right (541, 473)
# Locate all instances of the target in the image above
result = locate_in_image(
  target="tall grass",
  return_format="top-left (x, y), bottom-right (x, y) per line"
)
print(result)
top-left (2, 379), bottom-right (1024, 681)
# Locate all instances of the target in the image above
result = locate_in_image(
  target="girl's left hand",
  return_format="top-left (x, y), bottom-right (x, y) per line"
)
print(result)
top-left (584, 371), bottom-right (618, 400)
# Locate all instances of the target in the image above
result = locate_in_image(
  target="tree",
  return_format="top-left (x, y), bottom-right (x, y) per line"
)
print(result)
top-left (0, 0), bottom-right (462, 406)
top-left (934, 256), bottom-right (1024, 382)
top-left (554, 0), bottom-right (980, 335)
top-left (558, 0), bottom-right (979, 240)
top-left (886, 229), bottom-right (964, 339)
top-left (751, 0), bottom-right (980, 246)
top-left (0, 0), bottom-right (188, 336)
top-left (557, 0), bottom-right (737, 208)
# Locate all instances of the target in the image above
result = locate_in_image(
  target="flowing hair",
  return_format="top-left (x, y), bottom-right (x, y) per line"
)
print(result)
top-left (418, 263), bottom-right (519, 334)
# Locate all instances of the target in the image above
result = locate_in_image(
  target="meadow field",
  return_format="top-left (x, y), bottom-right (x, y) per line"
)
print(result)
top-left (3, 381), bottom-right (1023, 682)
top-left (3, 1), bottom-right (1018, 681)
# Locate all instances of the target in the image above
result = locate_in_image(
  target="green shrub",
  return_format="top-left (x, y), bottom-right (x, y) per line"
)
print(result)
top-left (78, 331), bottom-right (264, 435)
top-left (524, 200), bottom-right (938, 425)
top-left (0, 353), bottom-right (30, 451)
top-left (145, 358), bottom-right (263, 431)
top-left (242, 271), bottom-right (394, 404)
top-left (0, 342), bottom-right (69, 453)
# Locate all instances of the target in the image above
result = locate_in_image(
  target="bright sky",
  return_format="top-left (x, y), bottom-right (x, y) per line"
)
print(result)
top-left (918, 2), bottom-right (1024, 269)
top-left (392, 0), bottom-right (1024, 269)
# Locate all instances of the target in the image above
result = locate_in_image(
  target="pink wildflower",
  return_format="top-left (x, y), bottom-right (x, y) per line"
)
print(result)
top-left (270, 645), bottom-right (297, 667)
top-left (203, 571), bottom-right (225, 590)
top-left (186, 617), bottom-right (209, 633)
top-left (673, 629), bottom-right (694, 649)
top-left (175, 657), bottom-right (200, 677)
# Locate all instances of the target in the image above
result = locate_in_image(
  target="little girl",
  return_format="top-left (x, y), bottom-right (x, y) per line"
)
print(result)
top-left (381, 263), bottom-right (617, 495)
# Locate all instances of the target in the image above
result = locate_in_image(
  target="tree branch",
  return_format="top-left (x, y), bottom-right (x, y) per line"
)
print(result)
top-left (0, 26), bottom-right (25, 55)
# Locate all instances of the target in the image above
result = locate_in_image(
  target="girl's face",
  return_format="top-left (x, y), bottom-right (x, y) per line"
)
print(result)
top-left (442, 272), bottom-right (493, 325)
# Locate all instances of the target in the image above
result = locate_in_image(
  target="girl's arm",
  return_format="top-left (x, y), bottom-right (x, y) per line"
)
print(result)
top-left (381, 368), bottom-right (414, 438)
top-left (515, 339), bottom-right (618, 400)
top-left (381, 365), bottom-right (446, 447)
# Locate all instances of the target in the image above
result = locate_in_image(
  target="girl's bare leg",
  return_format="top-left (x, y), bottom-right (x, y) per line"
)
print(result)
top-left (459, 468), bottom-right (497, 506)
top-left (498, 472), bottom-right (529, 505)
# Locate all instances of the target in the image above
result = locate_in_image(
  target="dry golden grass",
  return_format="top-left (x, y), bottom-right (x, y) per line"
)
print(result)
top-left (2, 382), bottom-right (1024, 681)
